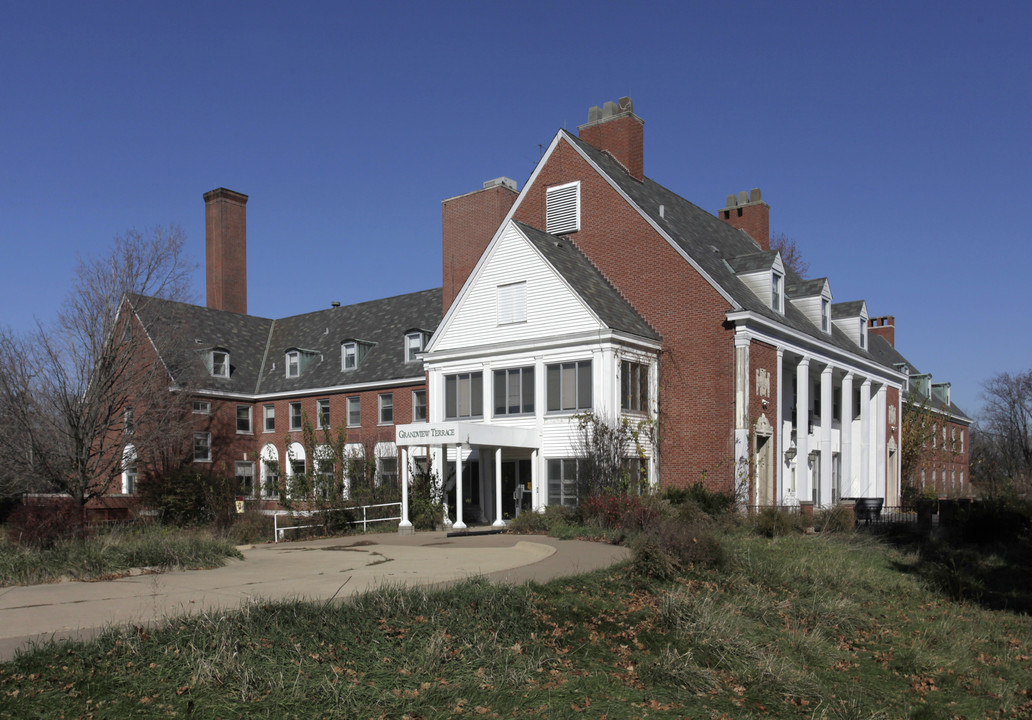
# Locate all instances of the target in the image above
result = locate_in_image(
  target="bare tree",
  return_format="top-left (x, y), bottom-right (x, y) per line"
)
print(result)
top-left (770, 232), bottom-right (809, 278)
top-left (978, 370), bottom-right (1032, 493)
top-left (0, 226), bottom-right (195, 513)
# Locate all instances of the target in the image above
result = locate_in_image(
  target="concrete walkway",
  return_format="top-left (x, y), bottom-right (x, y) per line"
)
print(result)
top-left (0, 532), bottom-right (629, 661)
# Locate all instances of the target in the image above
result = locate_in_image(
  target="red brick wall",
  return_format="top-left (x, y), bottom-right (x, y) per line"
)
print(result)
top-left (204, 188), bottom-right (248, 315)
top-left (442, 184), bottom-right (518, 314)
top-left (719, 202), bottom-right (769, 251)
top-left (915, 419), bottom-right (971, 497)
top-left (578, 114), bottom-right (644, 181)
top-left (513, 139), bottom-right (737, 491)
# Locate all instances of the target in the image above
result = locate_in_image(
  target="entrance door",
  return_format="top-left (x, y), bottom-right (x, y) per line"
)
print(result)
top-left (755, 435), bottom-right (773, 506)
top-left (502, 459), bottom-right (532, 519)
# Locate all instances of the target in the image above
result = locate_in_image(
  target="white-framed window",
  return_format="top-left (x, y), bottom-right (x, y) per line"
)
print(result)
top-left (771, 272), bottom-right (783, 313)
top-left (497, 281), bottom-right (527, 325)
top-left (444, 372), bottom-right (483, 420)
top-left (236, 405), bottom-right (252, 434)
top-left (122, 444), bottom-right (137, 495)
top-left (493, 367), bottom-right (534, 416)
top-left (317, 398), bottom-right (330, 429)
top-left (260, 444), bottom-right (280, 499)
top-left (210, 350), bottom-right (229, 378)
top-left (546, 181), bottom-right (580, 235)
top-left (859, 318), bottom-right (868, 349)
top-left (193, 400), bottom-right (211, 415)
top-left (621, 360), bottom-right (649, 413)
top-left (123, 406), bottom-right (134, 435)
top-left (236, 461), bottom-right (255, 497)
top-left (341, 340), bottom-right (373, 371)
top-left (286, 442), bottom-right (306, 498)
top-left (286, 350), bottom-right (300, 378)
top-left (412, 389), bottom-right (427, 422)
top-left (263, 404), bottom-right (275, 433)
top-left (405, 332), bottom-right (428, 363)
top-left (546, 360), bottom-right (592, 412)
top-left (821, 298), bottom-right (830, 333)
top-left (377, 455), bottom-right (398, 488)
top-left (347, 396), bottom-right (361, 427)
top-left (193, 432), bottom-right (211, 462)
top-left (547, 458), bottom-right (580, 507)
top-left (289, 401), bottom-right (302, 431)
top-left (379, 393), bottom-right (394, 425)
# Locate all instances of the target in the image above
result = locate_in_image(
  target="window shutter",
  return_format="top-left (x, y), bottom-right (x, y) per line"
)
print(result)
top-left (546, 182), bottom-right (580, 235)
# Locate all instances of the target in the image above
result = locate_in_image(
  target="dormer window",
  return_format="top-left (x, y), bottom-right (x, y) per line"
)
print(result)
top-left (342, 340), bottom-right (373, 371)
top-left (405, 331), bottom-right (430, 363)
top-left (821, 299), bottom-right (830, 333)
top-left (286, 350), bottom-right (300, 378)
top-left (210, 349), bottom-right (229, 378)
top-left (859, 320), bottom-right (867, 349)
top-left (771, 272), bottom-right (783, 313)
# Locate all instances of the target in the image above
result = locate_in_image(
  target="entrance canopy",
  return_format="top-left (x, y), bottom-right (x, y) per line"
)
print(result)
top-left (395, 422), bottom-right (538, 450)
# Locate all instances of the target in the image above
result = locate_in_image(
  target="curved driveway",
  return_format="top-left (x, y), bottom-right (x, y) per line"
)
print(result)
top-left (0, 532), bottom-right (629, 661)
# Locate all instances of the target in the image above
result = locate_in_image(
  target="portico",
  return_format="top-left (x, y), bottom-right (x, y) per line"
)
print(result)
top-left (395, 421), bottom-right (539, 531)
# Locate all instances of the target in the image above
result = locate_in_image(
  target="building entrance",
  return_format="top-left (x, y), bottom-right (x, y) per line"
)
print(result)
top-left (502, 459), bottom-right (532, 520)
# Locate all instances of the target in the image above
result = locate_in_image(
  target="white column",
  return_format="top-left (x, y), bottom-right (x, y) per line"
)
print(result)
top-left (453, 445), bottom-right (466, 530)
top-left (531, 448), bottom-right (542, 512)
top-left (860, 378), bottom-right (872, 498)
top-left (875, 385), bottom-right (887, 500)
top-left (776, 347), bottom-right (785, 503)
top-left (398, 446), bottom-right (412, 529)
top-left (840, 373), bottom-right (853, 499)
top-left (820, 365), bottom-right (833, 508)
top-left (795, 356), bottom-right (810, 502)
top-left (493, 447), bottom-right (504, 526)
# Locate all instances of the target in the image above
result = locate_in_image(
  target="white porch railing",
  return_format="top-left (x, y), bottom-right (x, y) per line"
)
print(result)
top-left (272, 502), bottom-right (402, 542)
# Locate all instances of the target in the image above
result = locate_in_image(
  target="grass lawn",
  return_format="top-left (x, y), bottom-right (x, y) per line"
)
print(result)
top-left (0, 525), bottom-right (243, 587)
top-left (2, 530), bottom-right (1030, 718)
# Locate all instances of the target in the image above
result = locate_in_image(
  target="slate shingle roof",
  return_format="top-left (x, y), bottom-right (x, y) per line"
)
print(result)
top-left (866, 333), bottom-right (972, 422)
top-left (786, 278), bottom-right (829, 298)
top-left (513, 220), bottom-right (660, 342)
top-left (131, 289), bottom-right (441, 396)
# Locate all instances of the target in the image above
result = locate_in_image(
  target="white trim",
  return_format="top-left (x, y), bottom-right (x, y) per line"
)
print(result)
top-left (192, 375), bottom-right (427, 401)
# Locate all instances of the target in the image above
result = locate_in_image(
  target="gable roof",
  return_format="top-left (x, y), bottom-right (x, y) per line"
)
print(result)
top-left (513, 220), bottom-right (660, 342)
top-left (560, 131), bottom-right (882, 362)
top-left (131, 289), bottom-right (441, 397)
top-left (787, 277), bottom-right (829, 298)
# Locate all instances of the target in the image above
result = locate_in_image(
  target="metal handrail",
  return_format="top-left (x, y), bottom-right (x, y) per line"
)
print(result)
top-left (272, 502), bottom-right (402, 542)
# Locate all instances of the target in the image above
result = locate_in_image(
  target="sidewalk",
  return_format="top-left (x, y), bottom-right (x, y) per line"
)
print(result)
top-left (0, 532), bottom-right (629, 661)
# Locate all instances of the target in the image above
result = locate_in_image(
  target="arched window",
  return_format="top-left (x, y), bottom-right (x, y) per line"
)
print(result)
top-left (286, 442), bottom-right (306, 498)
top-left (260, 443), bottom-right (280, 499)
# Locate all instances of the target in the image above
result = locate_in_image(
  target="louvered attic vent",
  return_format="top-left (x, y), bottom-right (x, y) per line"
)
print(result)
top-left (546, 181), bottom-right (580, 235)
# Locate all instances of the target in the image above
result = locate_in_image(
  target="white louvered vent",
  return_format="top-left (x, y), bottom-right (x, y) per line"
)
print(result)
top-left (497, 281), bottom-right (527, 325)
top-left (546, 181), bottom-right (580, 235)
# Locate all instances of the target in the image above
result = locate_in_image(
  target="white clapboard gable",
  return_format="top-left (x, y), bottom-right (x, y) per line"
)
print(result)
top-left (433, 221), bottom-right (605, 352)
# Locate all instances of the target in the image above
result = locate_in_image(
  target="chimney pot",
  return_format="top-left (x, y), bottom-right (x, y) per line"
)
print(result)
top-left (587, 105), bottom-right (602, 123)
top-left (750, 188), bottom-right (762, 203)
top-left (577, 97), bottom-right (645, 181)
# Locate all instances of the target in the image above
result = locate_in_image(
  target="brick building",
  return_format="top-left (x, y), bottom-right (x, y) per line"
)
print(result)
top-left (117, 98), bottom-right (970, 525)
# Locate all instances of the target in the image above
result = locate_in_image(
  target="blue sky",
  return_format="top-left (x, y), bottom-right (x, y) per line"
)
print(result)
top-left (2, 1), bottom-right (1029, 417)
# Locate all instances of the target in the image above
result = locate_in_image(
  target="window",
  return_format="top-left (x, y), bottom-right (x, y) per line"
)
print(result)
top-left (123, 406), bottom-right (134, 435)
top-left (263, 404), bottom-right (275, 432)
top-left (821, 298), bottom-right (830, 333)
top-left (771, 272), bottom-right (783, 312)
top-left (546, 360), bottom-right (592, 412)
top-left (859, 320), bottom-right (867, 349)
top-left (236, 461), bottom-right (255, 497)
top-left (497, 282), bottom-right (527, 325)
top-left (347, 396), bottom-right (361, 427)
top-left (444, 372), bottom-right (483, 419)
top-left (289, 402), bottom-right (302, 431)
top-left (621, 360), bottom-right (649, 413)
top-left (412, 389), bottom-right (427, 422)
top-left (377, 456), bottom-right (398, 487)
top-left (193, 400), bottom-right (211, 415)
top-left (317, 399), bottom-right (330, 429)
top-left (193, 432), bottom-right (211, 462)
top-left (493, 367), bottom-right (534, 415)
top-left (379, 393), bottom-right (394, 425)
top-left (342, 340), bottom-right (372, 371)
top-left (210, 350), bottom-right (229, 378)
top-left (286, 350), bottom-right (300, 378)
top-left (546, 181), bottom-right (580, 235)
top-left (547, 459), bottom-right (579, 507)
top-left (236, 405), bottom-right (252, 434)
top-left (261, 445), bottom-right (280, 499)
top-left (405, 332), bottom-right (428, 363)
top-left (122, 445), bottom-right (137, 495)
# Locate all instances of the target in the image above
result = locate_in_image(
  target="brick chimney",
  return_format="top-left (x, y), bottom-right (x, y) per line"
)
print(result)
top-left (204, 188), bottom-right (248, 314)
top-left (577, 97), bottom-right (644, 181)
top-left (719, 189), bottom-right (770, 251)
top-left (868, 315), bottom-right (895, 347)
top-left (442, 177), bottom-right (518, 315)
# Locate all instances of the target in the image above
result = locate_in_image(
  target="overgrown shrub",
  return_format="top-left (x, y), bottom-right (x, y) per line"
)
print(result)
top-left (507, 504), bottom-right (580, 536)
top-left (815, 504), bottom-right (853, 533)
top-left (664, 481), bottom-right (735, 517)
top-left (507, 509), bottom-right (548, 534)
top-left (409, 468), bottom-right (444, 531)
top-left (6, 499), bottom-right (86, 548)
top-left (631, 514), bottom-right (724, 580)
top-left (139, 468), bottom-right (237, 527)
top-left (957, 497), bottom-right (1032, 545)
top-left (753, 507), bottom-right (806, 538)
top-left (226, 507), bottom-right (275, 545)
